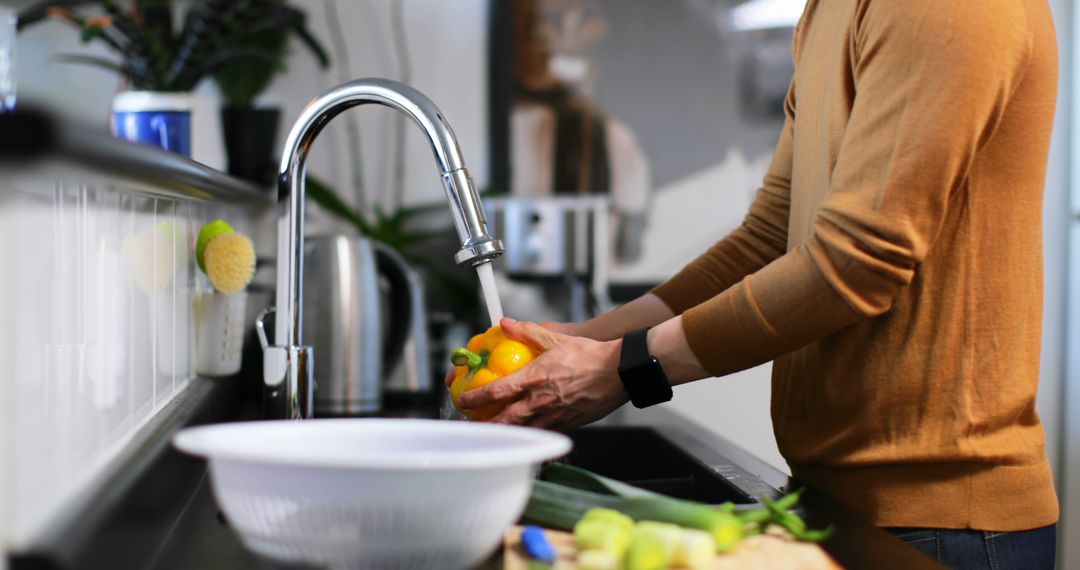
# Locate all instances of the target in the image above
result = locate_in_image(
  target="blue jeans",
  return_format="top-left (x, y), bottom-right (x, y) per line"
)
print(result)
top-left (885, 525), bottom-right (1056, 569)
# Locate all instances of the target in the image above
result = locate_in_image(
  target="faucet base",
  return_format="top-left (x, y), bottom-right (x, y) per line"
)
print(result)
top-left (263, 345), bottom-right (315, 419)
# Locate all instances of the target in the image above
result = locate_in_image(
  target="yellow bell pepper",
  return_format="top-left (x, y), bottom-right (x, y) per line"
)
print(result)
top-left (449, 325), bottom-right (538, 420)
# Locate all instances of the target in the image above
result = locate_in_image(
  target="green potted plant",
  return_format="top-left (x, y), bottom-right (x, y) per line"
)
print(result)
top-left (212, 1), bottom-right (329, 184)
top-left (17, 0), bottom-right (320, 158)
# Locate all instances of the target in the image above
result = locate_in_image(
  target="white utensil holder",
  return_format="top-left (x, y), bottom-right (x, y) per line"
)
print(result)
top-left (195, 291), bottom-right (248, 376)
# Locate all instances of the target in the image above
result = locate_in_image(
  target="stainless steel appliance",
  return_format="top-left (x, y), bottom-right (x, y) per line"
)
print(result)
top-left (302, 235), bottom-right (414, 415)
top-left (486, 195), bottom-right (613, 322)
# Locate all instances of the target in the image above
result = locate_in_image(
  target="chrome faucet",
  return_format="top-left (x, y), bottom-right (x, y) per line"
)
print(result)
top-left (260, 78), bottom-right (504, 419)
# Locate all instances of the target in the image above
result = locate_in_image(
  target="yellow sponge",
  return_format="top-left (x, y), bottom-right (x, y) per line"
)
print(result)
top-left (204, 232), bottom-right (255, 293)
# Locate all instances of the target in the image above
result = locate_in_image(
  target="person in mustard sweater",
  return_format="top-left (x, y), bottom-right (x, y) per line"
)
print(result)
top-left (456, 0), bottom-right (1060, 566)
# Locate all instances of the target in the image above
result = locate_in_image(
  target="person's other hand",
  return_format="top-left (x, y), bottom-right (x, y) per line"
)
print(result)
top-left (539, 320), bottom-right (586, 337)
top-left (456, 317), bottom-right (628, 431)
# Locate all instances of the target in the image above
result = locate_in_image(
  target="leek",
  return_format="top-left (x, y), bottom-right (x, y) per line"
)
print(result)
top-left (524, 480), bottom-right (744, 552)
top-left (576, 550), bottom-right (620, 570)
top-left (625, 535), bottom-right (669, 570)
top-left (674, 528), bottom-right (716, 569)
top-left (581, 508), bottom-right (636, 535)
top-left (574, 518), bottom-right (631, 558)
top-left (526, 463), bottom-right (834, 560)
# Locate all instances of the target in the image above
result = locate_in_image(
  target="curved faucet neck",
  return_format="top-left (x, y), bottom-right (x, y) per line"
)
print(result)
top-left (278, 78), bottom-right (467, 179)
top-left (276, 79), bottom-right (463, 351)
top-left (274, 78), bottom-right (503, 354)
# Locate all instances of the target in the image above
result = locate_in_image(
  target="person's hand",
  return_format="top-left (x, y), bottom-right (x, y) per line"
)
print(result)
top-left (456, 317), bottom-right (629, 431)
top-left (538, 320), bottom-right (586, 337)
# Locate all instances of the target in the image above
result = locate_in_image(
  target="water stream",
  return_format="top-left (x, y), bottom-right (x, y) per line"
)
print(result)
top-left (475, 262), bottom-right (504, 327)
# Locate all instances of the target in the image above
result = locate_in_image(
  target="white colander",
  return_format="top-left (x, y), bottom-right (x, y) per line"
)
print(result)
top-left (173, 418), bottom-right (571, 570)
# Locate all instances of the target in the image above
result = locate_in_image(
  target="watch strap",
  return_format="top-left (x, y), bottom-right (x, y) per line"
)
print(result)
top-left (620, 327), bottom-right (651, 369)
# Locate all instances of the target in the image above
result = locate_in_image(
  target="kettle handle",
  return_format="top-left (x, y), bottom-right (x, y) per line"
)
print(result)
top-left (373, 242), bottom-right (414, 378)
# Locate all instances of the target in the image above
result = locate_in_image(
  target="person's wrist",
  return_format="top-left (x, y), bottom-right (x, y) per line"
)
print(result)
top-left (601, 338), bottom-right (631, 402)
top-left (542, 320), bottom-right (593, 339)
top-left (572, 312), bottom-right (618, 341)
top-left (602, 337), bottom-right (622, 368)
top-left (645, 316), bottom-right (707, 386)
top-left (570, 320), bottom-right (593, 339)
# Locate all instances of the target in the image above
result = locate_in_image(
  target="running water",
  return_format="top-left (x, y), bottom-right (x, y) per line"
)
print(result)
top-left (475, 262), bottom-right (504, 327)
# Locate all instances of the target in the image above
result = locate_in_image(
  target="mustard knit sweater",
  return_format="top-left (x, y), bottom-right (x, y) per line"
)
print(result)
top-left (652, 0), bottom-right (1059, 530)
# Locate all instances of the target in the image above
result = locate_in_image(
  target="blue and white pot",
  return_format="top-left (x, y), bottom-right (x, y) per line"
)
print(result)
top-left (111, 91), bottom-right (193, 157)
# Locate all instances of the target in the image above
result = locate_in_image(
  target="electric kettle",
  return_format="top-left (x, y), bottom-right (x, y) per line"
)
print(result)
top-left (302, 234), bottom-right (413, 415)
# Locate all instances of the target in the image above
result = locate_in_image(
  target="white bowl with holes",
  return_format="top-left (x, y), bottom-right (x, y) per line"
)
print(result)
top-left (173, 418), bottom-right (571, 570)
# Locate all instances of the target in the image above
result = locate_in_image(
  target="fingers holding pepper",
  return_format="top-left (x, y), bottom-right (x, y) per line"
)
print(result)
top-left (457, 317), bottom-right (629, 432)
top-left (448, 319), bottom-right (542, 420)
top-left (445, 317), bottom-right (561, 390)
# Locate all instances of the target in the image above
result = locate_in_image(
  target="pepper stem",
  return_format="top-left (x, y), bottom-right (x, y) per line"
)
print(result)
top-left (450, 348), bottom-right (483, 371)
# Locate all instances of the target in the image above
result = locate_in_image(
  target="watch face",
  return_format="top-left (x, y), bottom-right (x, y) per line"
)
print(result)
top-left (622, 359), bottom-right (661, 389)
top-left (620, 357), bottom-right (672, 408)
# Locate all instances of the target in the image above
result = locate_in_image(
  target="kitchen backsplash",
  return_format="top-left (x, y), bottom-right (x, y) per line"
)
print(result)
top-left (0, 165), bottom-right (256, 550)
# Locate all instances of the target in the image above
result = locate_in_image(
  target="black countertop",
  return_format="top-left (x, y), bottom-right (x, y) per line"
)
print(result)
top-left (9, 376), bottom-right (942, 570)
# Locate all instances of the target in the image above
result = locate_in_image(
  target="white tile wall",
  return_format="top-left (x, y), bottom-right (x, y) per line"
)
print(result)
top-left (0, 164), bottom-right (255, 550)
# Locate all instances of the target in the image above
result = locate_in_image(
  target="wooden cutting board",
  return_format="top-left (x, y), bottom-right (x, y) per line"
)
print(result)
top-left (503, 526), bottom-right (843, 570)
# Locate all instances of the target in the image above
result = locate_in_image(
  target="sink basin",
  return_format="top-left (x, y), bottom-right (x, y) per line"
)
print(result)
top-left (563, 426), bottom-right (780, 505)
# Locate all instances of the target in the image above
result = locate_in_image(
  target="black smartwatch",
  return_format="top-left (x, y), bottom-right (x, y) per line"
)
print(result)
top-left (617, 327), bottom-right (673, 408)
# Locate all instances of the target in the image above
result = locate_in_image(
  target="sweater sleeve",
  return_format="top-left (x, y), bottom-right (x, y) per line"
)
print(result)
top-left (669, 0), bottom-right (1034, 376)
top-left (650, 83), bottom-right (795, 315)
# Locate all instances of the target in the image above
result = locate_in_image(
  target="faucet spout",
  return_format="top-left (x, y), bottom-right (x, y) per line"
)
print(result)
top-left (267, 78), bottom-right (504, 419)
